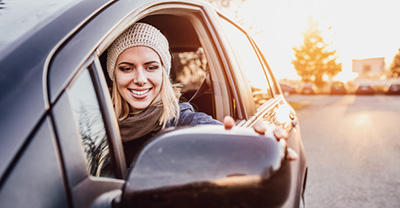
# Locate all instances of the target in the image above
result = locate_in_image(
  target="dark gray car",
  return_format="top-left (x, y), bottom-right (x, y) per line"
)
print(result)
top-left (0, 0), bottom-right (307, 207)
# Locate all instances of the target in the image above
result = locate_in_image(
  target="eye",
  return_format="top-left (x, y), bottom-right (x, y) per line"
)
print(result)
top-left (118, 66), bottom-right (132, 72)
top-left (146, 65), bottom-right (159, 71)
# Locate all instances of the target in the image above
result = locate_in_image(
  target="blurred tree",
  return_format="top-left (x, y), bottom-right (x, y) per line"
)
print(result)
top-left (292, 17), bottom-right (342, 88)
top-left (389, 49), bottom-right (400, 77)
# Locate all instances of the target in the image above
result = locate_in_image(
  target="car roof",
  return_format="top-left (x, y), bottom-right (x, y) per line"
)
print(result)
top-left (0, 0), bottom-right (84, 53)
top-left (0, 0), bottom-right (111, 178)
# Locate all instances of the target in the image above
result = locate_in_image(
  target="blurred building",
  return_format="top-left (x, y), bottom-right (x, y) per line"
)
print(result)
top-left (352, 57), bottom-right (385, 77)
top-left (351, 57), bottom-right (390, 93)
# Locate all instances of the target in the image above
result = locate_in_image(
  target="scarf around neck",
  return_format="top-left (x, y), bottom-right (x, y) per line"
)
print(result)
top-left (118, 105), bottom-right (163, 142)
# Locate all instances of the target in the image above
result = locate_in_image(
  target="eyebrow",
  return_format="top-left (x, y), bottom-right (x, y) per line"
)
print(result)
top-left (144, 61), bottom-right (160, 65)
top-left (117, 61), bottom-right (160, 66)
top-left (118, 62), bottom-right (134, 66)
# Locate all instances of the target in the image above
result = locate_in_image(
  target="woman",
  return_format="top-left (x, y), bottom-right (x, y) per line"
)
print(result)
top-left (107, 22), bottom-right (235, 165)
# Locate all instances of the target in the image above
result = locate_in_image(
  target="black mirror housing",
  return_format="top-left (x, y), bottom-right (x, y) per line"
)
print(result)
top-left (121, 125), bottom-right (292, 207)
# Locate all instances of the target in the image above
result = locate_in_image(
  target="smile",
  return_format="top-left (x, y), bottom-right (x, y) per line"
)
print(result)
top-left (130, 88), bottom-right (151, 96)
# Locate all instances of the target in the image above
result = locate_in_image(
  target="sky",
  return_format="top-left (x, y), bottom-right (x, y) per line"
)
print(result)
top-left (222, 0), bottom-right (400, 81)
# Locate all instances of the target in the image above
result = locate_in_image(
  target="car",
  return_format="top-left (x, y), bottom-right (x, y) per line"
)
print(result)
top-left (330, 81), bottom-right (347, 95)
top-left (386, 83), bottom-right (400, 95)
top-left (280, 83), bottom-right (297, 97)
top-left (355, 83), bottom-right (375, 95)
top-left (0, 0), bottom-right (307, 207)
top-left (300, 83), bottom-right (315, 94)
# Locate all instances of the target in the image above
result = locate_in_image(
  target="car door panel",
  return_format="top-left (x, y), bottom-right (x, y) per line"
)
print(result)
top-left (0, 118), bottom-right (69, 208)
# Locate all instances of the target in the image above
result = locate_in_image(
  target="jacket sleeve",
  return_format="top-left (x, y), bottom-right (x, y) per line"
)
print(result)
top-left (175, 102), bottom-right (222, 126)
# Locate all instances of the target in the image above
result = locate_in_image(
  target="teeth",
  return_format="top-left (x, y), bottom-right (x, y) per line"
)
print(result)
top-left (131, 89), bottom-right (150, 96)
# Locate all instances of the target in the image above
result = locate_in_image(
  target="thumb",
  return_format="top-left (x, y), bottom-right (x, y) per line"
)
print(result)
top-left (223, 116), bottom-right (235, 130)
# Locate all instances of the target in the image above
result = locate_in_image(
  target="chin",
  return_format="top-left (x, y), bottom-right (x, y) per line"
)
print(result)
top-left (130, 100), bottom-right (153, 110)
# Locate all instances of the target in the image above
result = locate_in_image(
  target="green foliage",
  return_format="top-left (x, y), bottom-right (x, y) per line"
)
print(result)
top-left (389, 49), bottom-right (400, 77)
top-left (292, 17), bottom-right (342, 88)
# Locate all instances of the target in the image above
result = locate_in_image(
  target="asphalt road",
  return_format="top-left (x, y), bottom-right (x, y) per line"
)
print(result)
top-left (286, 94), bottom-right (400, 208)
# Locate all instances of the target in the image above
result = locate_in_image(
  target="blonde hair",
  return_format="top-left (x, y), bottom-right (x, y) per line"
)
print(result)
top-left (112, 68), bottom-right (181, 129)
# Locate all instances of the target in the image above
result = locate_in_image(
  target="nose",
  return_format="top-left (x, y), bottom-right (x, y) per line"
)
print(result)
top-left (133, 68), bottom-right (147, 85)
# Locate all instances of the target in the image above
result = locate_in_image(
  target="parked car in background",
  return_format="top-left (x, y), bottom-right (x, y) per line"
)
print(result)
top-left (330, 81), bottom-right (347, 95)
top-left (300, 83), bottom-right (315, 94)
top-left (355, 83), bottom-right (375, 95)
top-left (0, 0), bottom-right (307, 207)
top-left (280, 83), bottom-right (297, 97)
top-left (386, 83), bottom-right (400, 95)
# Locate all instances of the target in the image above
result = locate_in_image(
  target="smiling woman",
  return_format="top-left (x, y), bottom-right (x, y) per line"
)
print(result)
top-left (106, 23), bottom-right (180, 128)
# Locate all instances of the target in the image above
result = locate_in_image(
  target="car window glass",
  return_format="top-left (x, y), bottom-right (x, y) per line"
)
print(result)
top-left (67, 69), bottom-right (114, 178)
top-left (219, 18), bottom-right (273, 109)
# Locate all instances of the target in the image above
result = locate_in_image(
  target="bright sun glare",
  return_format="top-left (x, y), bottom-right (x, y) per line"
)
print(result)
top-left (225, 0), bottom-right (400, 82)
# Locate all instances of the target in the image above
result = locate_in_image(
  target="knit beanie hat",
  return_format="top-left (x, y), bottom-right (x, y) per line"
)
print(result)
top-left (107, 22), bottom-right (171, 81)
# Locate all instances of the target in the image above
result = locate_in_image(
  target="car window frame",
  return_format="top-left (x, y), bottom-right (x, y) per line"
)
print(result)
top-left (91, 55), bottom-right (128, 177)
top-left (250, 38), bottom-right (282, 97)
top-left (216, 14), bottom-right (278, 117)
top-left (212, 13), bottom-right (257, 120)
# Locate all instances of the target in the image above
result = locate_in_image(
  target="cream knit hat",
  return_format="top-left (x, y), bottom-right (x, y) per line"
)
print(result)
top-left (107, 22), bottom-right (171, 81)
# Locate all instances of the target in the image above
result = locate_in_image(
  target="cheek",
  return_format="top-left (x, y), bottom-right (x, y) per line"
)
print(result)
top-left (115, 71), bottom-right (130, 86)
top-left (149, 71), bottom-right (163, 88)
top-left (155, 76), bottom-right (163, 88)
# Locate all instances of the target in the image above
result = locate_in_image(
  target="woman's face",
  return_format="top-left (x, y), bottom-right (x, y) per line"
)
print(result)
top-left (114, 46), bottom-right (163, 110)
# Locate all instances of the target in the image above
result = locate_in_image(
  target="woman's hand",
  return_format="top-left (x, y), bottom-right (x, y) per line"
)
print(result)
top-left (223, 116), bottom-right (287, 139)
top-left (223, 116), bottom-right (297, 160)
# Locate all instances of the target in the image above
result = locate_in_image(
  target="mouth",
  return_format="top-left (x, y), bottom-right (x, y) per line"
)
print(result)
top-left (129, 88), bottom-right (152, 98)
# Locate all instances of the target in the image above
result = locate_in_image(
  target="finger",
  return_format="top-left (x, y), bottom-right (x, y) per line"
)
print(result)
top-left (286, 148), bottom-right (298, 161)
top-left (253, 121), bottom-right (266, 135)
top-left (274, 126), bottom-right (288, 140)
top-left (223, 116), bottom-right (235, 130)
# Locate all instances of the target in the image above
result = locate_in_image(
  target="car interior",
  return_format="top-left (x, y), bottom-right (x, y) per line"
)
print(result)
top-left (100, 14), bottom-right (216, 119)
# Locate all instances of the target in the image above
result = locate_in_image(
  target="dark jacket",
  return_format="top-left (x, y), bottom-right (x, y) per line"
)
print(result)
top-left (166, 102), bottom-right (222, 127)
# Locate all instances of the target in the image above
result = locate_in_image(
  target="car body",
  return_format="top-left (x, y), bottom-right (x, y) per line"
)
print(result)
top-left (0, 0), bottom-right (307, 207)
top-left (300, 83), bottom-right (315, 95)
top-left (355, 83), bottom-right (375, 95)
top-left (280, 83), bottom-right (297, 97)
top-left (330, 81), bottom-right (347, 95)
top-left (386, 83), bottom-right (400, 95)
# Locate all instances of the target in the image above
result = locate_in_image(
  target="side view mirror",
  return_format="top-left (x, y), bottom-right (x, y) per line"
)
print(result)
top-left (121, 125), bottom-right (292, 207)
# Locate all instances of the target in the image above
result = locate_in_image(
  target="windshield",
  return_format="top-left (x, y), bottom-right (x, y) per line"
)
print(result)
top-left (0, 0), bottom-right (83, 52)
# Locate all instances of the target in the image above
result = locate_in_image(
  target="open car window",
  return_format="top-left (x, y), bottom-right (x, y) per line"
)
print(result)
top-left (100, 12), bottom-right (231, 120)
top-left (141, 14), bottom-right (217, 118)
